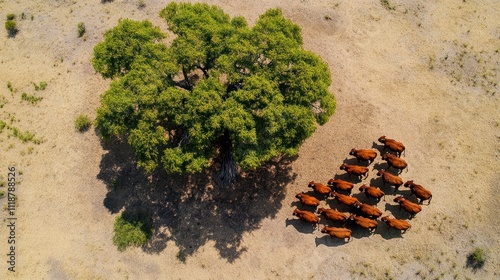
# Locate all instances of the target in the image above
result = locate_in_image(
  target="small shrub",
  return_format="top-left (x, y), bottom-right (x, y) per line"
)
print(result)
top-left (30, 15), bottom-right (34, 21)
top-left (21, 12), bottom-right (26, 20)
top-left (21, 92), bottom-right (43, 104)
top-left (7, 81), bottom-right (13, 92)
top-left (381, 0), bottom-right (396, 10)
top-left (137, 0), bottom-right (146, 9)
top-left (77, 22), bottom-right (85, 37)
top-left (467, 247), bottom-right (486, 269)
top-left (113, 211), bottom-right (152, 251)
top-left (11, 127), bottom-right (36, 143)
top-left (39, 81), bottom-right (47, 90)
top-left (75, 114), bottom-right (91, 132)
top-left (6, 14), bottom-right (16, 21)
top-left (5, 20), bottom-right (17, 35)
top-left (0, 190), bottom-right (4, 199)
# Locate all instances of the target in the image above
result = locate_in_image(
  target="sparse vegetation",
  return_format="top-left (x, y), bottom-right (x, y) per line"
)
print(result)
top-left (32, 81), bottom-right (47, 91)
top-left (7, 81), bottom-right (13, 92)
top-left (113, 211), bottom-right (152, 251)
top-left (381, 0), bottom-right (396, 11)
top-left (77, 22), bottom-right (86, 37)
top-left (75, 114), bottom-right (91, 132)
top-left (137, 0), bottom-right (146, 9)
top-left (0, 190), bottom-right (4, 199)
top-left (7, 14), bottom-right (16, 21)
top-left (5, 19), bottom-right (17, 36)
top-left (21, 92), bottom-right (43, 104)
top-left (467, 247), bottom-right (486, 269)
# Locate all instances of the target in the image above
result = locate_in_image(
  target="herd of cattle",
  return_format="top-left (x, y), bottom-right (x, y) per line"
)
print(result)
top-left (291, 136), bottom-right (433, 242)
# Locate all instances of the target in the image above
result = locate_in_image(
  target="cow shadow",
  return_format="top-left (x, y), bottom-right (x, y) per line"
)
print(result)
top-left (98, 138), bottom-right (297, 262)
top-left (349, 225), bottom-right (377, 239)
top-left (314, 235), bottom-right (350, 247)
top-left (377, 223), bottom-right (405, 240)
top-left (384, 203), bottom-right (414, 220)
top-left (370, 177), bottom-right (396, 195)
top-left (285, 218), bottom-right (317, 234)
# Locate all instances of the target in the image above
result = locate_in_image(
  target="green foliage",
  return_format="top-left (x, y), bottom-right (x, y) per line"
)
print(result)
top-left (0, 120), bottom-right (6, 133)
top-left (32, 81), bottom-right (47, 91)
top-left (0, 190), bottom-right (4, 199)
top-left (5, 20), bottom-right (16, 32)
top-left (7, 81), bottom-right (13, 92)
top-left (77, 22), bottom-right (86, 37)
top-left (21, 92), bottom-right (43, 104)
top-left (94, 4), bottom-right (335, 184)
top-left (467, 247), bottom-right (486, 269)
top-left (381, 0), bottom-right (396, 11)
top-left (92, 19), bottom-right (176, 79)
top-left (0, 95), bottom-right (7, 108)
top-left (75, 114), bottom-right (91, 132)
top-left (11, 127), bottom-right (42, 144)
top-left (113, 211), bottom-right (152, 251)
top-left (6, 14), bottom-right (15, 21)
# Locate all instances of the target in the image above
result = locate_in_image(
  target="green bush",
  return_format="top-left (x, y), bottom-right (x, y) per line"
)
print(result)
top-left (21, 92), bottom-right (43, 104)
top-left (5, 20), bottom-right (16, 32)
top-left (113, 211), bottom-right (152, 251)
top-left (6, 14), bottom-right (15, 21)
top-left (75, 114), bottom-right (91, 132)
top-left (32, 81), bottom-right (47, 91)
top-left (467, 247), bottom-right (486, 269)
top-left (77, 22), bottom-right (85, 37)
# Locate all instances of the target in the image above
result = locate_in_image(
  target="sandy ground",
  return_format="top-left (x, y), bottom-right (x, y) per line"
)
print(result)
top-left (0, 0), bottom-right (499, 279)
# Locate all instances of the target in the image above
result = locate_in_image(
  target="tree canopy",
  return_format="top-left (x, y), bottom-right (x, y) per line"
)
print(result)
top-left (93, 3), bottom-right (336, 186)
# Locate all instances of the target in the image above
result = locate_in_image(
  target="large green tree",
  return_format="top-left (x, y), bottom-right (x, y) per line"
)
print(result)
top-left (93, 3), bottom-right (335, 186)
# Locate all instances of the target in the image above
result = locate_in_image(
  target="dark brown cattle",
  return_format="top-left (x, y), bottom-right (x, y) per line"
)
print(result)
top-left (339, 164), bottom-right (369, 180)
top-left (359, 184), bottom-right (386, 202)
top-left (404, 180), bottom-right (432, 204)
top-left (381, 216), bottom-right (411, 233)
top-left (348, 214), bottom-right (378, 232)
top-left (317, 207), bottom-right (348, 223)
top-left (321, 226), bottom-right (352, 241)
top-left (353, 201), bottom-right (382, 219)
top-left (293, 209), bottom-right (320, 227)
top-left (382, 153), bottom-right (408, 174)
top-left (378, 136), bottom-right (405, 157)
top-left (393, 196), bottom-right (422, 219)
top-left (376, 169), bottom-right (404, 193)
top-left (308, 181), bottom-right (332, 196)
top-left (295, 192), bottom-right (320, 207)
top-left (349, 148), bottom-right (378, 164)
top-left (330, 191), bottom-right (359, 207)
top-left (327, 179), bottom-right (355, 194)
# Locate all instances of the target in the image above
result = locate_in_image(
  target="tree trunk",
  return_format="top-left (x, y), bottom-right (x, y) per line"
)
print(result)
top-left (217, 131), bottom-right (238, 187)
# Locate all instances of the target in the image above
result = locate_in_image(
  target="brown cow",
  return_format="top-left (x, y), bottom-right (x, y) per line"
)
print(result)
top-left (359, 184), bottom-right (385, 202)
top-left (378, 136), bottom-right (405, 157)
top-left (381, 216), bottom-right (411, 233)
top-left (330, 191), bottom-right (359, 207)
top-left (353, 201), bottom-right (382, 219)
top-left (339, 164), bottom-right (369, 180)
top-left (317, 207), bottom-right (348, 223)
top-left (376, 169), bottom-right (404, 193)
top-left (321, 226), bottom-right (352, 241)
top-left (295, 192), bottom-right (320, 207)
top-left (348, 214), bottom-right (378, 232)
top-left (393, 196), bottom-right (422, 219)
top-left (308, 181), bottom-right (332, 196)
top-left (404, 180), bottom-right (432, 204)
top-left (382, 153), bottom-right (408, 173)
top-left (327, 178), bottom-right (354, 194)
top-left (349, 148), bottom-right (378, 164)
top-left (292, 209), bottom-right (319, 227)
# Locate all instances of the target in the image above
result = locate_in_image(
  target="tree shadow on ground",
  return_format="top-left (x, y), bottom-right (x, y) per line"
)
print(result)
top-left (98, 138), bottom-right (297, 262)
